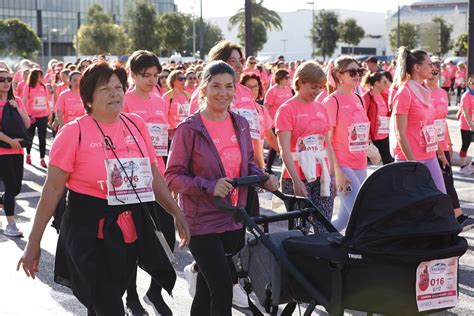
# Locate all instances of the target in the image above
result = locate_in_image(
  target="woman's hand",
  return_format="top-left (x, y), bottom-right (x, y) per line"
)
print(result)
top-left (174, 212), bottom-right (191, 248)
top-left (438, 152), bottom-right (450, 169)
top-left (262, 174), bottom-right (279, 192)
top-left (17, 241), bottom-right (41, 279)
top-left (335, 167), bottom-right (352, 195)
top-left (9, 99), bottom-right (18, 109)
top-left (292, 178), bottom-right (308, 197)
top-left (9, 138), bottom-right (23, 149)
top-left (213, 177), bottom-right (234, 198)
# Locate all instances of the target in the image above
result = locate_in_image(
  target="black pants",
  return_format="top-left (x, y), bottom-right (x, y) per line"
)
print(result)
top-left (0, 154), bottom-right (24, 216)
top-left (438, 151), bottom-right (460, 209)
top-left (460, 129), bottom-right (473, 156)
top-left (88, 241), bottom-right (138, 316)
top-left (189, 228), bottom-right (245, 316)
top-left (372, 137), bottom-right (394, 165)
top-left (26, 115), bottom-right (48, 158)
top-left (126, 202), bottom-right (176, 300)
top-left (442, 87), bottom-right (451, 106)
top-left (265, 128), bottom-right (277, 172)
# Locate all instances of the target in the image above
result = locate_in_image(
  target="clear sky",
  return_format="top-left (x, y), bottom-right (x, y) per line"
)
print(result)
top-left (174, 0), bottom-right (415, 18)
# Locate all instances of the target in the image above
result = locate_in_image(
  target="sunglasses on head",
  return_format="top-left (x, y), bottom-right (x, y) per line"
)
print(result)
top-left (341, 68), bottom-right (365, 77)
top-left (0, 77), bottom-right (13, 83)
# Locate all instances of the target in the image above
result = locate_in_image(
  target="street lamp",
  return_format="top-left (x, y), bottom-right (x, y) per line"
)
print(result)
top-left (307, 2), bottom-right (315, 56)
top-left (48, 28), bottom-right (59, 61)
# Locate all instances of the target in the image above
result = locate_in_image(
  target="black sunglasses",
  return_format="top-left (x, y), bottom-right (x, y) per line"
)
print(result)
top-left (432, 70), bottom-right (439, 76)
top-left (341, 68), bottom-right (366, 77)
top-left (0, 77), bottom-right (13, 83)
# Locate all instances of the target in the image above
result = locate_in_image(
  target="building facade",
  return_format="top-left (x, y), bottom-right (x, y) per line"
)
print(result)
top-left (0, 0), bottom-right (176, 58)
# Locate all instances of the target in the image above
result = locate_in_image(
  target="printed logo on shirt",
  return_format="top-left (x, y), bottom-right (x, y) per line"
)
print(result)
top-left (316, 112), bottom-right (326, 120)
top-left (134, 110), bottom-right (147, 115)
top-left (124, 135), bottom-right (135, 145)
top-left (90, 142), bottom-right (103, 148)
top-left (155, 110), bottom-right (165, 117)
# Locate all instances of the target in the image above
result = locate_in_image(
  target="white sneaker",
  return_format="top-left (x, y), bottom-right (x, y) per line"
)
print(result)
top-left (232, 283), bottom-right (250, 308)
top-left (460, 164), bottom-right (474, 175)
top-left (4, 223), bottom-right (23, 237)
top-left (183, 262), bottom-right (197, 298)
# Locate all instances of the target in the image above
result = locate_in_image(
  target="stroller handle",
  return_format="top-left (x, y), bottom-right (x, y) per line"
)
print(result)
top-left (229, 175), bottom-right (269, 188)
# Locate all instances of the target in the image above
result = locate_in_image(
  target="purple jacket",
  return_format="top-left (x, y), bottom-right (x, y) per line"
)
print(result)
top-left (165, 111), bottom-right (262, 236)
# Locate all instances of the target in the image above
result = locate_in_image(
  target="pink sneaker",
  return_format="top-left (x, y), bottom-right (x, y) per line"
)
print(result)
top-left (26, 155), bottom-right (32, 165)
top-left (40, 159), bottom-right (47, 168)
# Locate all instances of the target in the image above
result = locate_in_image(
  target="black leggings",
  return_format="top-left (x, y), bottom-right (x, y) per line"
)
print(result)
top-left (372, 137), bottom-right (394, 165)
top-left (26, 115), bottom-right (48, 158)
top-left (438, 151), bottom-right (460, 209)
top-left (189, 228), bottom-right (245, 316)
top-left (265, 128), bottom-right (278, 171)
top-left (126, 202), bottom-right (176, 300)
top-left (460, 129), bottom-right (473, 157)
top-left (0, 154), bottom-right (24, 216)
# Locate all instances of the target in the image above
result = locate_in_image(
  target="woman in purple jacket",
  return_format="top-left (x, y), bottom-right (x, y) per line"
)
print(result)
top-left (165, 61), bottom-right (278, 316)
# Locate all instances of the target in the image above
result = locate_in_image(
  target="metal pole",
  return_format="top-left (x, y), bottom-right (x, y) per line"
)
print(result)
top-left (468, 0), bottom-right (474, 75)
top-left (48, 29), bottom-right (52, 61)
top-left (307, 2), bottom-right (315, 57)
top-left (193, 11), bottom-right (196, 57)
top-left (397, 1), bottom-right (401, 48)
top-left (245, 0), bottom-right (253, 57)
top-left (199, 0), bottom-right (204, 59)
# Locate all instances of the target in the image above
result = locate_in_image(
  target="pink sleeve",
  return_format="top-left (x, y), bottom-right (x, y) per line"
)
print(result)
top-left (189, 90), bottom-right (200, 114)
top-left (275, 105), bottom-right (293, 133)
top-left (264, 87), bottom-right (275, 106)
top-left (49, 122), bottom-right (80, 173)
top-left (129, 114), bottom-right (158, 166)
top-left (392, 87), bottom-right (411, 115)
top-left (461, 93), bottom-right (469, 111)
top-left (262, 106), bottom-right (273, 130)
top-left (55, 92), bottom-right (65, 112)
top-left (323, 96), bottom-right (337, 127)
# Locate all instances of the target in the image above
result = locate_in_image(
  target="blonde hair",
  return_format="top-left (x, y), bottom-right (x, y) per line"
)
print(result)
top-left (167, 69), bottom-right (184, 89)
top-left (330, 55), bottom-right (359, 88)
top-left (293, 61), bottom-right (325, 91)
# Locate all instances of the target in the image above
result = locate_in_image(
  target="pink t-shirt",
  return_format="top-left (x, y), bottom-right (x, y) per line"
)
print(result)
top-left (231, 84), bottom-right (263, 140)
top-left (324, 93), bottom-right (369, 169)
top-left (460, 91), bottom-right (474, 131)
top-left (55, 83), bottom-right (68, 97)
top-left (189, 89), bottom-right (201, 115)
top-left (55, 89), bottom-right (85, 124)
top-left (184, 85), bottom-right (195, 95)
top-left (371, 93), bottom-right (390, 141)
top-left (276, 97), bottom-right (330, 179)
top-left (440, 69), bottom-right (451, 88)
top-left (23, 85), bottom-right (50, 118)
top-left (0, 97), bottom-right (26, 156)
top-left (431, 87), bottom-right (449, 151)
top-left (201, 114), bottom-right (242, 206)
top-left (255, 103), bottom-right (273, 141)
top-left (15, 81), bottom-right (26, 97)
top-left (315, 90), bottom-right (328, 104)
top-left (392, 84), bottom-right (437, 161)
top-left (455, 68), bottom-right (467, 87)
top-left (13, 70), bottom-right (23, 83)
top-left (264, 84), bottom-right (293, 120)
top-left (123, 91), bottom-right (169, 173)
top-left (163, 90), bottom-right (191, 130)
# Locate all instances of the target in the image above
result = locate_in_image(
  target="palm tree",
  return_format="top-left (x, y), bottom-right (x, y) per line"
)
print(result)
top-left (229, 0), bottom-right (282, 55)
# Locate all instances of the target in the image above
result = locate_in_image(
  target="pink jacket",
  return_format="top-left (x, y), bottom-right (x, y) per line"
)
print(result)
top-left (165, 111), bottom-right (262, 236)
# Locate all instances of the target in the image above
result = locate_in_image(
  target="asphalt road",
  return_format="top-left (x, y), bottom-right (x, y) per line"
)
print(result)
top-left (0, 112), bottom-right (473, 316)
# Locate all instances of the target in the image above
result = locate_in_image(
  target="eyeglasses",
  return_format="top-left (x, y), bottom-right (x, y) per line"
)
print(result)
top-left (160, 75), bottom-right (168, 79)
top-left (341, 68), bottom-right (366, 77)
top-left (227, 57), bottom-right (245, 64)
top-left (177, 77), bottom-right (186, 82)
top-left (0, 77), bottom-right (13, 83)
top-left (432, 71), bottom-right (439, 76)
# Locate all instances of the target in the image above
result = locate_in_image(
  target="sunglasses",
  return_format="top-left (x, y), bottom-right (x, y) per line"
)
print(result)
top-left (249, 61), bottom-right (257, 65)
top-left (0, 77), bottom-right (13, 83)
top-left (341, 68), bottom-right (366, 77)
top-left (177, 77), bottom-right (186, 82)
top-left (432, 71), bottom-right (439, 76)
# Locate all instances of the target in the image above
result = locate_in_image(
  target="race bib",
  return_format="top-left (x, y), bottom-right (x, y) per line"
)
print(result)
top-left (232, 108), bottom-right (261, 140)
top-left (33, 96), bottom-right (46, 110)
top-left (297, 134), bottom-right (325, 154)
top-left (422, 124), bottom-right (438, 153)
top-left (177, 103), bottom-right (190, 122)
top-left (105, 157), bottom-right (155, 205)
top-left (416, 257), bottom-right (459, 312)
top-left (347, 122), bottom-right (370, 152)
top-left (147, 123), bottom-right (169, 156)
top-left (377, 116), bottom-right (390, 135)
top-left (434, 119), bottom-right (446, 142)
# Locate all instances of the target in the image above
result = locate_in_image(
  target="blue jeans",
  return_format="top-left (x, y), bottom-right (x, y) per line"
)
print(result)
top-left (331, 167), bottom-right (367, 232)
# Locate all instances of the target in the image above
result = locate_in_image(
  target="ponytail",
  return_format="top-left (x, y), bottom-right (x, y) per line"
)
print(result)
top-left (392, 46), bottom-right (428, 89)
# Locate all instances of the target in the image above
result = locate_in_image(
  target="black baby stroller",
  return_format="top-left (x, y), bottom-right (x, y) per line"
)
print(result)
top-left (215, 162), bottom-right (468, 315)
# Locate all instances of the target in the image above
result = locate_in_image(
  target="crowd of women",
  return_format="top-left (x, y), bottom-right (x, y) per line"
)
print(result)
top-left (0, 39), bottom-right (471, 315)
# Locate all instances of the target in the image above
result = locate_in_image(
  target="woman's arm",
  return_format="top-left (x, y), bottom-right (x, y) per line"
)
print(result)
top-left (278, 131), bottom-right (307, 197)
top-left (395, 114), bottom-right (415, 160)
top-left (265, 128), bottom-right (279, 151)
top-left (462, 105), bottom-right (474, 131)
top-left (17, 165), bottom-right (69, 278)
top-left (327, 128), bottom-right (351, 194)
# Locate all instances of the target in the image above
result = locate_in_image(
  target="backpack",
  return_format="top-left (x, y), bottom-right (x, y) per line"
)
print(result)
top-left (0, 100), bottom-right (32, 148)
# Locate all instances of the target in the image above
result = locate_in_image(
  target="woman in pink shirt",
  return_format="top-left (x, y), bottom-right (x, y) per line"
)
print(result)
top-left (0, 68), bottom-right (30, 237)
top-left (163, 70), bottom-right (191, 138)
top-left (184, 70), bottom-right (198, 95)
top-left (22, 69), bottom-right (51, 167)
top-left (55, 71), bottom-right (84, 128)
top-left (276, 61), bottom-right (336, 232)
top-left (18, 62), bottom-right (190, 316)
top-left (264, 69), bottom-right (293, 173)
top-left (455, 62), bottom-right (467, 104)
top-left (15, 69), bottom-right (29, 98)
top-left (427, 61), bottom-right (474, 230)
top-left (458, 74), bottom-right (474, 173)
top-left (165, 61), bottom-right (278, 316)
top-left (323, 55), bottom-right (369, 231)
top-left (392, 47), bottom-right (446, 194)
top-left (362, 71), bottom-right (393, 164)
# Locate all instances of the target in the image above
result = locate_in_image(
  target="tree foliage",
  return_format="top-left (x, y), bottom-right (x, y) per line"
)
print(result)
top-left (453, 32), bottom-right (468, 57)
top-left (156, 12), bottom-right (187, 56)
top-left (337, 18), bottom-right (365, 54)
top-left (0, 18), bottom-right (41, 58)
top-left (181, 15), bottom-right (224, 57)
top-left (389, 22), bottom-right (417, 50)
top-left (432, 16), bottom-right (453, 56)
top-left (228, 0), bottom-right (282, 54)
top-left (125, 0), bottom-right (160, 52)
top-left (310, 10), bottom-right (339, 60)
top-left (75, 4), bottom-right (131, 55)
